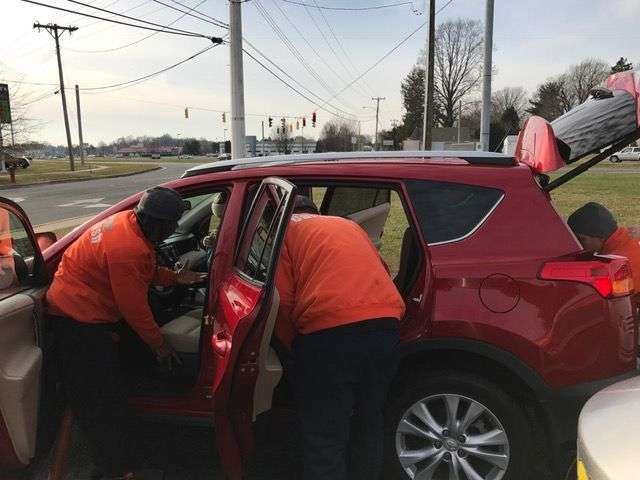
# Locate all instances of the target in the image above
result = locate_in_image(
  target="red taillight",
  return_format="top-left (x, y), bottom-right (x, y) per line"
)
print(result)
top-left (540, 257), bottom-right (635, 298)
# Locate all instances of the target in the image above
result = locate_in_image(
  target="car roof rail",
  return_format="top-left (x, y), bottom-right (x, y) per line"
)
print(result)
top-left (181, 150), bottom-right (516, 178)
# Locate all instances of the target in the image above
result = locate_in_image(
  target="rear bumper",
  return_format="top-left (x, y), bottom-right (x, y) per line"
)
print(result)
top-left (539, 369), bottom-right (639, 448)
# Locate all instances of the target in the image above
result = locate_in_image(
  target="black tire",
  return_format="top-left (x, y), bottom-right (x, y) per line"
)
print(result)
top-left (609, 155), bottom-right (620, 163)
top-left (384, 371), bottom-right (536, 480)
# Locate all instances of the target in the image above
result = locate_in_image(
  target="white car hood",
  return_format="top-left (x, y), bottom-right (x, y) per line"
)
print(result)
top-left (578, 375), bottom-right (640, 479)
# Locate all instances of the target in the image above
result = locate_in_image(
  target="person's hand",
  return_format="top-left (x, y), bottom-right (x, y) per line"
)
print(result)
top-left (154, 338), bottom-right (182, 370)
top-left (202, 233), bottom-right (216, 249)
top-left (175, 268), bottom-right (207, 285)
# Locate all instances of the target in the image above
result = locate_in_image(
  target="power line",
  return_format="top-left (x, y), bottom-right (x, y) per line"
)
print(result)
top-left (269, 0), bottom-right (366, 105)
top-left (79, 44), bottom-right (221, 91)
top-left (150, 0), bottom-right (228, 28)
top-left (310, 0), bottom-right (375, 95)
top-left (20, 0), bottom-right (219, 40)
top-left (67, 0), bottom-right (210, 53)
top-left (279, 0), bottom-right (415, 11)
top-left (242, 47), bottom-right (358, 121)
top-left (253, 0), bottom-right (355, 114)
top-left (62, 0), bottom-right (215, 37)
top-left (320, 0), bottom-right (456, 109)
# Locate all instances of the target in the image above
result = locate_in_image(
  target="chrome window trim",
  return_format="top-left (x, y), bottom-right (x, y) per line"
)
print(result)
top-left (427, 193), bottom-right (505, 247)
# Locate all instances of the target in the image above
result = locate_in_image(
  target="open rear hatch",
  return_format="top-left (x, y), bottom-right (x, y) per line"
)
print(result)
top-left (515, 70), bottom-right (640, 190)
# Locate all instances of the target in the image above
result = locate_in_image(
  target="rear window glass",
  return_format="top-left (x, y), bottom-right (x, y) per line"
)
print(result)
top-left (406, 180), bottom-right (503, 245)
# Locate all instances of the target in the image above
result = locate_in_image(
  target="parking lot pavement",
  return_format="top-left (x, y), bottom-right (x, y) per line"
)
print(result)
top-left (28, 411), bottom-right (298, 480)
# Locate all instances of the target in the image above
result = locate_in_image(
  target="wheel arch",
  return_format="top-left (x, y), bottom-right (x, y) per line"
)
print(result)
top-left (394, 338), bottom-right (550, 405)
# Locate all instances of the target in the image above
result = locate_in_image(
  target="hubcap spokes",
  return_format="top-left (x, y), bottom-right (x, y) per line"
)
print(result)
top-left (395, 394), bottom-right (510, 480)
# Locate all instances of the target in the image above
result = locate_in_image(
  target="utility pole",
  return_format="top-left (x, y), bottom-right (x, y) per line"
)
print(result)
top-left (422, 0), bottom-right (436, 150)
top-left (479, 0), bottom-right (495, 151)
top-left (75, 85), bottom-right (85, 167)
top-left (457, 101), bottom-right (462, 144)
top-left (229, 0), bottom-right (247, 159)
top-left (372, 96), bottom-right (385, 151)
top-left (34, 23), bottom-right (77, 171)
top-left (261, 120), bottom-right (265, 156)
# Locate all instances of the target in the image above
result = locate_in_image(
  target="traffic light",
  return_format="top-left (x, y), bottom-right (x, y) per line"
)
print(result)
top-left (276, 127), bottom-right (280, 134)
top-left (281, 117), bottom-right (286, 130)
top-left (312, 111), bottom-right (317, 127)
top-left (302, 117), bottom-right (306, 127)
top-left (268, 116), bottom-right (273, 127)
top-left (222, 112), bottom-right (226, 123)
top-left (184, 108), bottom-right (189, 119)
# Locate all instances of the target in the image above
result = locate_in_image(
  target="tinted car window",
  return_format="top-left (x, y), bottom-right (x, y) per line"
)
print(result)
top-left (406, 180), bottom-right (503, 245)
top-left (324, 187), bottom-right (390, 216)
top-left (0, 208), bottom-right (36, 291)
top-left (236, 184), bottom-right (289, 284)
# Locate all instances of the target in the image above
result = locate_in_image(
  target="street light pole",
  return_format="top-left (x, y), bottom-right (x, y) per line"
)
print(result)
top-left (479, 0), bottom-right (495, 151)
top-left (229, 0), bottom-right (247, 159)
top-left (422, 0), bottom-right (436, 150)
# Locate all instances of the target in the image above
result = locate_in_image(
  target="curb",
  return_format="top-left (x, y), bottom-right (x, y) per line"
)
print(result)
top-left (0, 165), bottom-right (163, 190)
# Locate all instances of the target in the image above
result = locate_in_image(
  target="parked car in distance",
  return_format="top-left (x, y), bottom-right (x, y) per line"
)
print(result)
top-left (577, 375), bottom-right (640, 480)
top-left (3, 154), bottom-right (31, 169)
top-left (151, 153), bottom-right (161, 159)
top-left (609, 145), bottom-right (640, 162)
top-left (217, 153), bottom-right (231, 160)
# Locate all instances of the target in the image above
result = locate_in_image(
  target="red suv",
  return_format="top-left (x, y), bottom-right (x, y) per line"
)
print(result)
top-left (1, 71), bottom-right (639, 480)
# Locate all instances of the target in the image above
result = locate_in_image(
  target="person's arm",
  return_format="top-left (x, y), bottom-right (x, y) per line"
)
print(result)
top-left (107, 258), bottom-right (164, 349)
top-left (154, 266), bottom-right (177, 286)
top-left (274, 242), bottom-right (296, 349)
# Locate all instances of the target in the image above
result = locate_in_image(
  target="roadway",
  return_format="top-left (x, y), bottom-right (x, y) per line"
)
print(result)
top-left (0, 162), bottom-right (200, 227)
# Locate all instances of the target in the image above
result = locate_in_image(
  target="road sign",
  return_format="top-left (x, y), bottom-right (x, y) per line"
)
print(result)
top-left (351, 136), bottom-right (357, 144)
top-left (0, 84), bottom-right (12, 124)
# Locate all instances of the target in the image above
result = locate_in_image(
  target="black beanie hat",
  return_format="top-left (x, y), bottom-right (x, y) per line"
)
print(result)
top-left (135, 187), bottom-right (185, 221)
top-left (293, 195), bottom-right (319, 214)
top-left (567, 202), bottom-right (618, 240)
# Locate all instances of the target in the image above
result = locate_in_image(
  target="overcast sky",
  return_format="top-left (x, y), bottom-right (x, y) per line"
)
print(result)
top-left (2, 0), bottom-right (639, 145)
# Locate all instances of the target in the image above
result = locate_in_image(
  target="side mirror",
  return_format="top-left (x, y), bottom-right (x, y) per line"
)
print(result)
top-left (183, 200), bottom-right (192, 211)
top-left (35, 231), bottom-right (57, 251)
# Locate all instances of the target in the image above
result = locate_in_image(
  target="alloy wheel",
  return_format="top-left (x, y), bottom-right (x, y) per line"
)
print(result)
top-left (395, 393), bottom-right (510, 480)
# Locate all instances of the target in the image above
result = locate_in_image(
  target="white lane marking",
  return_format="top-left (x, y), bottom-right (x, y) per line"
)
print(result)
top-left (83, 203), bottom-right (112, 208)
top-left (58, 198), bottom-right (106, 207)
top-left (6, 197), bottom-right (25, 203)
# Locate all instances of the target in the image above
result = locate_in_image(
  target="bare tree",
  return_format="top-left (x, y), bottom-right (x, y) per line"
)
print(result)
top-left (492, 87), bottom-right (527, 119)
top-left (564, 59), bottom-right (609, 106)
top-left (316, 120), bottom-right (359, 152)
top-left (420, 19), bottom-right (484, 127)
top-left (0, 80), bottom-right (46, 147)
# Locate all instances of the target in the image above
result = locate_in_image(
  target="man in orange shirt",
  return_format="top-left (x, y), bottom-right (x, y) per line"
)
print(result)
top-left (47, 187), bottom-right (204, 480)
top-left (568, 202), bottom-right (640, 303)
top-left (275, 196), bottom-right (405, 480)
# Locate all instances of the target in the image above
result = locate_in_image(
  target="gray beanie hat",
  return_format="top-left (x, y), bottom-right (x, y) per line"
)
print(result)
top-left (136, 187), bottom-right (185, 221)
top-left (567, 202), bottom-right (618, 240)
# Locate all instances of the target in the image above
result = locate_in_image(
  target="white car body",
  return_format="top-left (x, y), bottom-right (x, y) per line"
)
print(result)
top-left (578, 375), bottom-right (640, 479)
top-left (609, 146), bottom-right (640, 162)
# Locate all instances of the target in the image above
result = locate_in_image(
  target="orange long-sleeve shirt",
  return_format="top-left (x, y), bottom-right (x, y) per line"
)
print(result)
top-left (46, 210), bottom-right (176, 348)
top-left (274, 213), bottom-right (405, 347)
top-left (602, 227), bottom-right (640, 301)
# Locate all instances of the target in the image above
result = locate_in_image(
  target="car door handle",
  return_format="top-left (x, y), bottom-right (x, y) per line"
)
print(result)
top-left (212, 331), bottom-right (231, 356)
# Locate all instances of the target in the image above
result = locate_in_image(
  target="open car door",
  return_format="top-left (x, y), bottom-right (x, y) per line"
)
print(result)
top-left (212, 177), bottom-right (296, 480)
top-left (0, 198), bottom-right (48, 471)
top-left (515, 70), bottom-right (640, 189)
